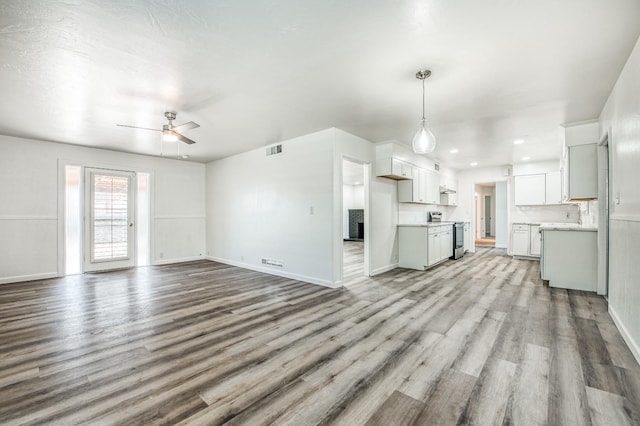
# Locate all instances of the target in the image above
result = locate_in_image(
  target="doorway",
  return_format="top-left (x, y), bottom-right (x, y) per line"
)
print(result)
top-left (475, 184), bottom-right (496, 247)
top-left (342, 158), bottom-right (367, 285)
top-left (63, 164), bottom-right (150, 275)
top-left (84, 168), bottom-right (136, 272)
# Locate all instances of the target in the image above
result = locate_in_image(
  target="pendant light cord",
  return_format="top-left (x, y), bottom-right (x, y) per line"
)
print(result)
top-left (421, 77), bottom-right (426, 122)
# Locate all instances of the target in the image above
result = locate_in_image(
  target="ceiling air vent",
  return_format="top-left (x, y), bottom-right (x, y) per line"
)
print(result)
top-left (266, 144), bottom-right (283, 156)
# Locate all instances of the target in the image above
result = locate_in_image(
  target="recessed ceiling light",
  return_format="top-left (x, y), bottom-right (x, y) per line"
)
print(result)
top-left (470, 162), bottom-right (478, 166)
top-left (513, 139), bottom-right (524, 145)
top-left (449, 148), bottom-right (459, 154)
top-left (522, 156), bottom-right (531, 161)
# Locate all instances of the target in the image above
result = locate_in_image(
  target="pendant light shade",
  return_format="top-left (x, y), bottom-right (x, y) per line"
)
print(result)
top-left (412, 70), bottom-right (436, 154)
top-left (412, 120), bottom-right (436, 154)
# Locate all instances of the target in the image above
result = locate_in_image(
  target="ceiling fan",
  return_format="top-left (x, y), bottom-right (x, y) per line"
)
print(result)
top-left (117, 111), bottom-right (199, 144)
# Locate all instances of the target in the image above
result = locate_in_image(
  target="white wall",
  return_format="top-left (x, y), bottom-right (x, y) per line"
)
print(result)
top-left (334, 129), bottom-right (399, 280)
top-left (206, 129), bottom-right (335, 287)
top-left (495, 181), bottom-right (507, 248)
top-left (342, 184), bottom-right (364, 239)
top-left (599, 35), bottom-right (640, 363)
top-left (0, 135), bottom-right (206, 284)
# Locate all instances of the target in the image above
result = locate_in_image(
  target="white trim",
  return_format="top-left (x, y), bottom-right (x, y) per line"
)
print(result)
top-left (0, 272), bottom-right (58, 285)
top-left (154, 215), bottom-right (207, 220)
top-left (495, 243), bottom-right (508, 249)
top-left (0, 216), bottom-right (58, 220)
top-left (609, 305), bottom-right (640, 366)
top-left (153, 255), bottom-right (205, 266)
top-left (206, 256), bottom-right (338, 288)
top-left (370, 263), bottom-right (398, 276)
top-left (610, 214), bottom-right (640, 223)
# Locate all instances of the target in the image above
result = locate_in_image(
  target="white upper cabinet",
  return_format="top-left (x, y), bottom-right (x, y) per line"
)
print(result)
top-left (398, 167), bottom-right (440, 204)
top-left (376, 157), bottom-right (413, 180)
top-left (398, 167), bottom-right (425, 203)
top-left (425, 170), bottom-right (440, 204)
top-left (514, 170), bottom-right (564, 206)
top-left (515, 174), bottom-right (546, 205)
top-left (563, 122), bottom-right (598, 201)
top-left (545, 171), bottom-right (563, 205)
top-left (567, 143), bottom-right (597, 200)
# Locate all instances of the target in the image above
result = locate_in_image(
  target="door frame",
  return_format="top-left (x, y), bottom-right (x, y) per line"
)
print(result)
top-left (57, 159), bottom-right (155, 277)
top-left (83, 167), bottom-right (136, 272)
top-left (339, 155), bottom-right (371, 284)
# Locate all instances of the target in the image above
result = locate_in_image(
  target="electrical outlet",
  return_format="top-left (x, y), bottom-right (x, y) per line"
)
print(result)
top-left (241, 255), bottom-right (244, 261)
top-left (310, 206), bottom-right (314, 215)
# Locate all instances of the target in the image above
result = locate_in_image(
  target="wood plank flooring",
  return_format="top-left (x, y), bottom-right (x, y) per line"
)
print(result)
top-left (1, 247), bottom-right (639, 425)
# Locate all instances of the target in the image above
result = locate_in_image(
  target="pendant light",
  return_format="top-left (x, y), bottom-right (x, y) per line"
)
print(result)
top-left (412, 69), bottom-right (436, 154)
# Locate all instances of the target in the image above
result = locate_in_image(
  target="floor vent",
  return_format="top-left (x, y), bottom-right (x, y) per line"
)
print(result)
top-left (262, 258), bottom-right (284, 267)
top-left (266, 144), bottom-right (283, 156)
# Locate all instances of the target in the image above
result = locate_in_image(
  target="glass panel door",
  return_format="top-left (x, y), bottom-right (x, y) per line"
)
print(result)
top-left (84, 168), bottom-right (135, 272)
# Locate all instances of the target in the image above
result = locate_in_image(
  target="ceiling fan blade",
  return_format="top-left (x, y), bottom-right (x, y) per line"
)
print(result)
top-left (116, 124), bottom-right (161, 132)
top-left (171, 121), bottom-right (200, 133)
top-left (174, 132), bottom-right (196, 145)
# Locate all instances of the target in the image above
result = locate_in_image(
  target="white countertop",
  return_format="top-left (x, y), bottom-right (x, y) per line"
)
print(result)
top-left (398, 222), bottom-right (455, 227)
top-left (539, 222), bottom-right (597, 232)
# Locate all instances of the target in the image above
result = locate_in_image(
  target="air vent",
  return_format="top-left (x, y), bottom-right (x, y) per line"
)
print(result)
top-left (266, 144), bottom-right (283, 156)
top-left (262, 258), bottom-right (284, 267)
top-left (434, 162), bottom-right (440, 171)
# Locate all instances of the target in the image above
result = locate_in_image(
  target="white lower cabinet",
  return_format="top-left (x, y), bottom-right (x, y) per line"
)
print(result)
top-left (511, 223), bottom-right (540, 258)
top-left (398, 225), bottom-right (453, 270)
top-left (463, 222), bottom-right (470, 252)
top-left (541, 229), bottom-right (597, 291)
top-left (529, 225), bottom-right (541, 256)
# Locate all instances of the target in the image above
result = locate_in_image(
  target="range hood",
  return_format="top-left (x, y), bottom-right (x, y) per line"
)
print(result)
top-left (440, 186), bottom-right (456, 194)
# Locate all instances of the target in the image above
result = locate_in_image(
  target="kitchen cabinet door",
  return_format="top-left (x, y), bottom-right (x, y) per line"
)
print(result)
top-left (529, 225), bottom-right (541, 256)
top-left (512, 225), bottom-right (530, 256)
top-left (425, 170), bottom-right (440, 204)
top-left (567, 143), bottom-right (597, 200)
top-left (545, 172), bottom-right (562, 204)
top-left (463, 223), bottom-right (470, 252)
top-left (398, 167), bottom-right (427, 204)
top-left (439, 228), bottom-right (452, 261)
top-left (515, 174), bottom-right (546, 205)
top-left (376, 157), bottom-right (413, 180)
top-left (427, 233), bottom-right (439, 266)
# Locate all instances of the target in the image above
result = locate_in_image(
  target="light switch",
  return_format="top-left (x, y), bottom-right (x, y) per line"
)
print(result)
top-left (310, 206), bottom-right (314, 215)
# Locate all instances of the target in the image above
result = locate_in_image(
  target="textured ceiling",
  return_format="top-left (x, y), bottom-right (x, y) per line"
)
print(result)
top-left (1, 0), bottom-right (639, 168)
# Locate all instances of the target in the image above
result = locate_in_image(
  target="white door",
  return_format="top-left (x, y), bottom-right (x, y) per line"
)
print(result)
top-left (84, 168), bottom-right (136, 272)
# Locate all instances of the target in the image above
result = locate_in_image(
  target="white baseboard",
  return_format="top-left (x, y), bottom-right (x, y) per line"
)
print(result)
top-left (495, 243), bottom-right (507, 249)
top-left (153, 255), bottom-right (204, 266)
top-left (609, 305), bottom-right (640, 366)
top-left (0, 272), bottom-right (59, 285)
top-left (370, 263), bottom-right (398, 276)
top-left (205, 256), bottom-right (338, 288)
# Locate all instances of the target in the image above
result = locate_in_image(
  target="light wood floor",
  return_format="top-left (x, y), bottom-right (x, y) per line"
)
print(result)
top-left (475, 237), bottom-right (496, 247)
top-left (1, 248), bottom-right (639, 425)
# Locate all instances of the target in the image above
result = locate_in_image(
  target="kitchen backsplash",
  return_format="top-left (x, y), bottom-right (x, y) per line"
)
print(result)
top-left (512, 201), bottom-right (598, 225)
top-left (398, 203), bottom-right (456, 224)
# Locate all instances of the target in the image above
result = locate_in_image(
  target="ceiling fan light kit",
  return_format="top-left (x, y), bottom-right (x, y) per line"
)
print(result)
top-left (411, 69), bottom-right (436, 154)
top-left (117, 111), bottom-right (200, 149)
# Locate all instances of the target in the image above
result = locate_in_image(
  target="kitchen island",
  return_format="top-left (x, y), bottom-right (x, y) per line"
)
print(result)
top-left (540, 223), bottom-right (597, 291)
